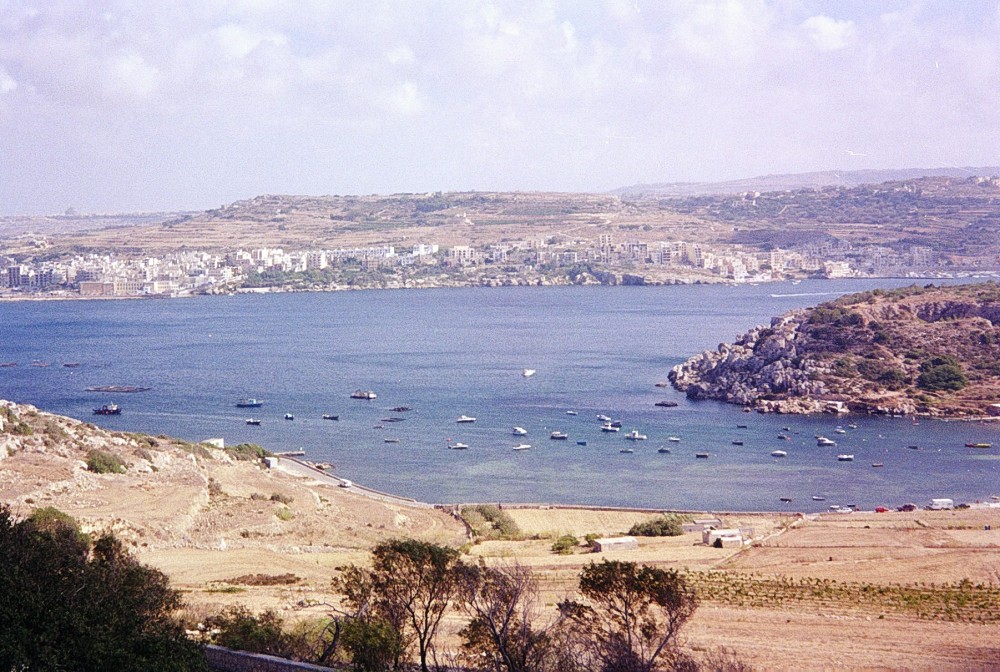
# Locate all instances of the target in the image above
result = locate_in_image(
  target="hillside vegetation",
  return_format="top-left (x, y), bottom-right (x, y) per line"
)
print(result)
top-left (670, 282), bottom-right (1000, 416)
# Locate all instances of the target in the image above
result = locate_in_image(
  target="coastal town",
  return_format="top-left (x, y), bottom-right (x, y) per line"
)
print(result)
top-left (3, 177), bottom-right (999, 298)
top-left (0, 226), bottom-right (991, 299)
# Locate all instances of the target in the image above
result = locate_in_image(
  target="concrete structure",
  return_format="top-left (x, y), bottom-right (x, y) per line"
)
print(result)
top-left (702, 528), bottom-right (743, 546)
top-left (592, 536), bottom-right (638, 552)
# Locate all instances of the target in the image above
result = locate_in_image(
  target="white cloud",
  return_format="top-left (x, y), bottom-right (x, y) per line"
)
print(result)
top-left (802, 15), bottom-right (855, 51)
top-left (384, 81), bottom-right (424, 116)
top-left (0, 66), bottom-right (17, 94)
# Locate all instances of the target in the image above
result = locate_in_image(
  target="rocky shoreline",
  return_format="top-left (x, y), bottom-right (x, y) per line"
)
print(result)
top-left (670, 283), bottom-right (1000, 417)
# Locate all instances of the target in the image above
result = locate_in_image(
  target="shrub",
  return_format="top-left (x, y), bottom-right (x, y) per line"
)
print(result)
top-left (551, 535), bottom-right (578, 554)
top-left (86, 449), bottom-right (127, 474)
top-left (276, 507), bottom-right (294, 521)
top-left (270, 493), bottom-right (294, 505)
top-left (461, 504), bottom-right (521, 540)
top-left (209, 606), bottom-right (288, 656)
top-left (917, 362), bottom-right (968, 392)
top-left (629, 514), bottom-right (685, 537)
top-left (226, 443), bottom-right (268, 461)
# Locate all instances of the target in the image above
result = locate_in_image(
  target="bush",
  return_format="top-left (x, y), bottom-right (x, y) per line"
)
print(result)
top-left (551, 534), bottom-right (578, 554)
top-left (226, 443), bottom-right (268, 461)
top-left (86, 449), bottom-right (127, 474)
top-left (629, 514), bottom-right (685, 537)
top-left (461, 504), bottom-right (521, 540)
top-left (270, 493), bottom-right (294, 505)
top-left (917, 362), bottom-right (968, 392)
top-left (209, 607), bottom-right (288, 657)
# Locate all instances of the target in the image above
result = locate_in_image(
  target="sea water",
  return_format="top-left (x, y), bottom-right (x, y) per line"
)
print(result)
top-left (1, 279), bottom-right (997, 511)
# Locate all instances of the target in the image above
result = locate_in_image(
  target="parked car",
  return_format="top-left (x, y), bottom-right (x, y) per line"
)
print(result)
top-left (897, 503), bottom-right (918, 512)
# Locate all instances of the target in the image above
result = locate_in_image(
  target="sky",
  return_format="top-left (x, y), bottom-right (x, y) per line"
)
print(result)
top-left (1, 0), bottom-right (1000, 215)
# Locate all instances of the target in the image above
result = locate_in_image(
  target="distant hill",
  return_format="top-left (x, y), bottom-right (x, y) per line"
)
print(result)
top-left (670, 282), bottom-right (1000, 417)
top-left (615, 167), bottom-right (1000, 198)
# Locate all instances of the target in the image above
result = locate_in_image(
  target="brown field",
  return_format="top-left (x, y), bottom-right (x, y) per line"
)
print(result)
top-left (3, 401), bottom-right (1000, 669)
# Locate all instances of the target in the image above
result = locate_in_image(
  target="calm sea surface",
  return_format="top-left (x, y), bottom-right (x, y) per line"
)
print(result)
top-left (2, 279), bottom-right (997, 511)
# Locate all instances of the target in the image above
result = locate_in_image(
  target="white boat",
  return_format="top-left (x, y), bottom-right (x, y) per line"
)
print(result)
top-left (834, 428), bottom-right (846, 434)
top-left (812, 495), bottom-right (825, 501)
top-left (597, 414), bottom-right (612, 422)
top-left (512, 426), bottom-right (528, 436)
top-left (566, 410), bottom-right (578, 415)
top-left (449, 442), bottom-right (469, 450)
top-left (770, 450), bottom-right (787, 457)
top-left (625, 430), bottom-right (647, 441)
top-left (350, 389), bottom-right (377, 400)
top-left (619, 448), bottom-right (635, 454)
top-left (513, 444), bottom-right (532, 451)
top-left (522, 369), bottom-right (536, 377)
top-left (550, 431), bottom-right (569, 440)
top-left (601, 423), bottom-right (620, 433)
top-left (284, 413), bottom-right (294, 420)
top-left (667, 436), bottom-right (681, 442)
top-left (837, 454), bottom-right (854, 461)
top-left (817, 437), bottom-right (837, 446)
top-left (456, 415), bottom-right (476, 423)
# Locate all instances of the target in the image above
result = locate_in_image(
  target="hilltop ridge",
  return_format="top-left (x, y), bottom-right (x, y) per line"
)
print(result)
top-left (670, 282), bottom-right (1000, 416)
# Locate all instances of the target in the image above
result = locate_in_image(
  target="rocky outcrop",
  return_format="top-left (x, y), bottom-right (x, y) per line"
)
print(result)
top-left (670, 282), bottom-right (1000, 416)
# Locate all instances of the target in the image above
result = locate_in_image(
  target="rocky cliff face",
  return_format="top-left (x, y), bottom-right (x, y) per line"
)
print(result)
top-left (670, 283), bottom-right (1000, 416)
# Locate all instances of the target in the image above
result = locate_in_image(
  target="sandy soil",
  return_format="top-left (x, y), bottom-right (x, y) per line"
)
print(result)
top-left (3, 400), bottom-right (1000, 669)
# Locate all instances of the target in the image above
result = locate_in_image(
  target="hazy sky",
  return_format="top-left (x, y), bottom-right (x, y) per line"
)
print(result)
top-left (2, 1), bottom-right (999, 214)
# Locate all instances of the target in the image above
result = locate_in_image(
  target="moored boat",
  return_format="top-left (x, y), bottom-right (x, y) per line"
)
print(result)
top-left (817, 437), bottom-right (837, 447)
top-left (513, 444), bottom-right (532, 451)
top-left (390, 406), bottom-right (411, 412)
top-left (966, 442), bottom-right (993, 448)
top-left (550, 431), bottom-right (568, 440)
top-left (322, 414), bottom-right (339, 421)
top-left (245, 418), bottom-right (261, 426)
top-left (667, 436), bottom-right (681, 442)
top-left (350, 389), bottom-right (377, 400)
top-left (284, 413), bottom-right (294, 420)
top-left (625, 430), bottom-right (647, 441)
top-left (837, 454), bottom-right (854, 461)
top-left (619, 448), bottom-right (634, 453)
top-left (657, 447), bottom-right (671, 453)
top-left (448, 442), bottom-right (469, 450)
top-left (456, 415), bottom-right (476, 423)
top-left (236, 398), bottom-right (263, 408)
top-left (654, 400), bottom-right (678, 408)
top-left (93, 403), bottom-right (121, 415)
top-left (770, 450), bottom-right (787, 457)
top-left (600, 423), bottom-right (620, 433)
top-left (695, 452), bottom-right (710, 459)
top-left (512, 426), bottom-right (528, 436)
top-left (522, 369), bottom-right (536, 377)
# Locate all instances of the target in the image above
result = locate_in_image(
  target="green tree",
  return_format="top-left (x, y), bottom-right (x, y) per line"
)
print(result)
top-left (0, 505), bottom-right (206, 672)
top-left (335, 539), bottom-right (461, 672)
top-left (556, 560), bottom-right (698, 672)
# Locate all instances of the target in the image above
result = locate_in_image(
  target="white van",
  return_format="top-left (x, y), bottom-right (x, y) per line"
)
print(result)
top-left (339, 479), bottom-right (353, 489)
top-left (928, 498), bottom-right (954, 510)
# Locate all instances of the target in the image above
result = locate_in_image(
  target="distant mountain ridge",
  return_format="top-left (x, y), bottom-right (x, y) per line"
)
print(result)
top-left (615, 167), bottom-right (1000, 198)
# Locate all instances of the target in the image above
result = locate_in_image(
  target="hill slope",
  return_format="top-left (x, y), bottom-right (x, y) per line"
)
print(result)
top-left (669, 282), bottom-right (1000, 416)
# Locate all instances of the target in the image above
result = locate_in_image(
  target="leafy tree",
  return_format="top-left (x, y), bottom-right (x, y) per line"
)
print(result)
top-left (335, 539), bottom-right (460, 672)
top-left (0, 505), bottom-right (206, 671)
top-left (556, 560), bottom-right (698, 672)
top-left (340, 617), bottom-right (405, 672)
top-left (456, 562), bottom-right (555, 672)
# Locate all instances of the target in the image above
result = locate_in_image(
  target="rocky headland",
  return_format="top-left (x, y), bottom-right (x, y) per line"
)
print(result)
top-left (670, 282), bottom-right (1000, 416)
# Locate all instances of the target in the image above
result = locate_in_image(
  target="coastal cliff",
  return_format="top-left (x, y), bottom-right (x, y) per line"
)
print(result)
top-left (670, 283), bottom-right (1000, 416)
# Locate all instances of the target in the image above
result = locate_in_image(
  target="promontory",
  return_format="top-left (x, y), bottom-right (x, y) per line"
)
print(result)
top-left (669, 282), bottom-right (1000, 417)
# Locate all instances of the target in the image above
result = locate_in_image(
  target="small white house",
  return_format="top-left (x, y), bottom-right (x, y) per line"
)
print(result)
top-left (202, 438), bottom-right (225, 449)
top-left (263, 456), bottom-right (279, 469)
top-left (703, 528), bottom-right (743, 546)
top-left (592, 536), bottom-right (638, 552)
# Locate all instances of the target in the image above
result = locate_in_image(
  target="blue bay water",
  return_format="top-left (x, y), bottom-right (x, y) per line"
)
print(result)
top-left (1, 279), bottom-right (997, 511)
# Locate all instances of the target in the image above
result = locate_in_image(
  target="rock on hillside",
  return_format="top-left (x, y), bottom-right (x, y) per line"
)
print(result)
top-left (669, 283), bottom-right (1000, 416)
